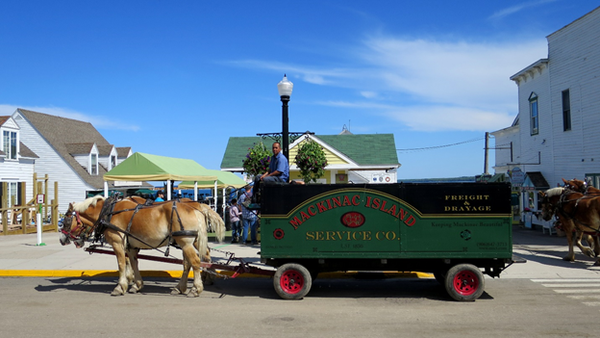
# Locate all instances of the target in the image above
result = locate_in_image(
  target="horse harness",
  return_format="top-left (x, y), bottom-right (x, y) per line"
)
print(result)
top-left (69, 195), bottom-right (199, 257)
top-left (553, 189), bottom-right (600, 235)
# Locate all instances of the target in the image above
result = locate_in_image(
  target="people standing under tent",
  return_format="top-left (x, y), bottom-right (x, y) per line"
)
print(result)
top-left (239, 185), bottom-right (258, 245)
top-left (252, 142), bottom-right (289, 204)
top-left (229, 198), bottom-right (242, 243)
top-left (155, 191), bottom-right (165, 202)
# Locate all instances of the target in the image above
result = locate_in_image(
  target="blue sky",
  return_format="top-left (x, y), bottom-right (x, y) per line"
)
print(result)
top-left (1, 1), bottom-right (598, 179)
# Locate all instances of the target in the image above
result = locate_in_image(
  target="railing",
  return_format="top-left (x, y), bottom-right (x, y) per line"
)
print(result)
top-left (0, 202), bottom-right (59, 235)
top-left (0, 176), bottom-right (59, 236)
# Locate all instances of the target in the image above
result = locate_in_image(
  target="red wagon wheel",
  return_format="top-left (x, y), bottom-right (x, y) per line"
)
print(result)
top-left (273, 263), bottom-right (312, 300)
top-left (444, 263), bottom-right (485, 301)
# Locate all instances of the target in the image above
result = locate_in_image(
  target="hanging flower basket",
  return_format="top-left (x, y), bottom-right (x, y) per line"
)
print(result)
top-left (242, 142), bottom-right (271, 179)
top-left (294, 140), bottom-right (328, 183)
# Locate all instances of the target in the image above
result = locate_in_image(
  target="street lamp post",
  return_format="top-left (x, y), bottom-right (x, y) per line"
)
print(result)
top-left (277, 74), bottom-right (293, 160)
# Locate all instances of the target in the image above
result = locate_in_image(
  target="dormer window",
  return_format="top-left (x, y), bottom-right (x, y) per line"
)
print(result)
top-left (110, 155), bottom-right (116, 170)
top-left (91, 153), bottom-right (98, 175)
top-left (3, 130), bottom-right (17, 160)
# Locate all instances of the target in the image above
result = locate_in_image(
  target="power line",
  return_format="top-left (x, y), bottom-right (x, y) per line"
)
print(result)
top-left (396, 137), bottom-right (484, 153)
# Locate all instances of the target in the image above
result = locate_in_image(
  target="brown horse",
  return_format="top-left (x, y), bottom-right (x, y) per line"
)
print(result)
top-left (540, 187), bottom-right (600, 265)
top-left (562, 178), bottom-right (600, 195)
top-left (59, 195), bottom-right (225, 296)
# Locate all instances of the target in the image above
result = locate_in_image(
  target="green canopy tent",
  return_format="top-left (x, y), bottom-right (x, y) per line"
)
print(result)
top-left (103, 152), bottom-right (218, 200)
top-left (179, 170), bottom-right (246, 189)
top-left (179, 170), bottom-right (247, 219)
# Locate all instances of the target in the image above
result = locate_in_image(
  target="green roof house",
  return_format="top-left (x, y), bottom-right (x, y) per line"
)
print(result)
top-left (221, 132), bottom-right (401, 184)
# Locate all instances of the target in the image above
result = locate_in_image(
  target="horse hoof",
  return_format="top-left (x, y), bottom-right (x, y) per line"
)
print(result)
top-left (111, 290), bottom-right (125, 296)
top-left (562, 256), bottom-right (575, 262)
top-left (187, 289), bottom-right (200, 298)
top-left (171, 288), bottom-right (183, 295)
top-left (128, 286), bottom-right (141, 294)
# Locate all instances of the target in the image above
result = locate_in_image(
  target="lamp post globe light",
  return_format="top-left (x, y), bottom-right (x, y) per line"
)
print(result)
top-left (277, 74), bottom-right (293, 160)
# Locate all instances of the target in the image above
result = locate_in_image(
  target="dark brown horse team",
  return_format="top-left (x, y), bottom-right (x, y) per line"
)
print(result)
top-left (540, 178), bottom-right (600, 266)
top-left (59, 195), bottom-right (225, 296)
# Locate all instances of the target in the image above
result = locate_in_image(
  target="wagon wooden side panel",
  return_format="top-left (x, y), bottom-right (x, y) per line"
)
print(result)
top-left (260, 182), bottom-right (515, 301)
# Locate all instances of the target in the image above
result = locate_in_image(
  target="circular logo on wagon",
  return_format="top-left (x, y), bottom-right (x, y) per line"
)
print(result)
top-left (273, 228), bottom-right (285, 240)
top-left (341, 212), bottom-right (366, 228)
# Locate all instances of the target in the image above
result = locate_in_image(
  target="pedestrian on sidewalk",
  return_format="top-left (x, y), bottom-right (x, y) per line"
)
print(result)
top-left (239, 186), bottom-right (258, 245)
top-left (229, 199), bottom-right (242, 243)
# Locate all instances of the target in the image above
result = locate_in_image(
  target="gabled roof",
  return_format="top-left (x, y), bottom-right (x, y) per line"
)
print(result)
top-left (525, 171), bottom-right (549, 190)
top-left (97, 144), bottom-right (115, 156)
top-left (65, 142), bottom-right (96, 155)
top-left (116, 147), bottom-right (131, 158)
top-left (104, 152), bottom-right (219, 182)
top-left (19, 142), bottom-right (39, 159)
top-left (220, 133), bottom-right (400, 171)
top-left (1, 116), bottom-right (39, 159)
top-left (15, 109), bottom-right (116, 189)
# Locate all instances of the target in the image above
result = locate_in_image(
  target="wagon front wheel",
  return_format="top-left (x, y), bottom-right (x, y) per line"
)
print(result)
top-left (274, 263), bottom-right (312, 300)
top-left (445, 264), bottom-right (485, 301)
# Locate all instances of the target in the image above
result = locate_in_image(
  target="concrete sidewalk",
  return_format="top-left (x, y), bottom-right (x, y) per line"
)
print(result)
top-left (1, 225), bottom-right (600, 279)
top-left (0, 232), bottom-right (267, 278)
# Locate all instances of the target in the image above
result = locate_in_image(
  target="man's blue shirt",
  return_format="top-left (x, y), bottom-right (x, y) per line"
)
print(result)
top-left (269, 151), bottom-right (289, 182)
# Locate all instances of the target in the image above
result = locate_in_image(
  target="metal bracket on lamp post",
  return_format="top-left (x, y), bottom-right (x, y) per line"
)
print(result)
top-left (256, 131), bottom-right (316, 149)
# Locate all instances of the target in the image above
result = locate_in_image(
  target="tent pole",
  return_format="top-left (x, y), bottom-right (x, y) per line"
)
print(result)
top-left (194, 182), bottom-right (198, 201)
top-left (104, 181), bottom-right (108, 198)
top-left (213, 181), bottom-right (217, 211)
top-left (222, 187), bottom-right (226, 220)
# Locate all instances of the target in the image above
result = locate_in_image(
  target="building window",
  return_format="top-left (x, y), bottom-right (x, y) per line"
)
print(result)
top-left (110, 155), bottom-right (116, 170)
top-left (585, 174), bottom-right (600, 188)
top-left (5, 182), bottom-right (18, 207)
top-left (562, 89), bottom-right (571, 131)
top-left (91, 154), bottom-right (98, 175)
top-left (529, 92), bottom-right (539, 135)
top-left (3, 131), bottom-right (17, 160)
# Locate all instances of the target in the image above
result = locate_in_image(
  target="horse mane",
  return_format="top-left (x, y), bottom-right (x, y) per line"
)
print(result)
top-left (72, 195), bottom-right (105, 213)
top-left (545, 187), bottom-right (564, 198)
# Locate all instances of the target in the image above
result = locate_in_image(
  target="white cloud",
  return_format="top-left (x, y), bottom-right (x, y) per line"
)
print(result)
top-left (229, 34), bottom-right (548, 132)
top-left (359, 36), bottom-right (548, 110)
top-left (380, 105), bottom-right (515, 132)
top-left (0, 104), bottom-right (140, 131)
top-left (360, 91), bottom-right (378, 98)
top-left (489, 0), bottom-right (558, 21)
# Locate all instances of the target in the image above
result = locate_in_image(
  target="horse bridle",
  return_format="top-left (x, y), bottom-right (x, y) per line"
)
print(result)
top-left (61, 208), bottom-right (94, 243)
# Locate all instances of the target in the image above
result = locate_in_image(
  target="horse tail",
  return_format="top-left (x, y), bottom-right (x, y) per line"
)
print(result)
top-left (193, 209), bottom-right (208, 259)
top-left (202, 207), bottom-right (225, 243)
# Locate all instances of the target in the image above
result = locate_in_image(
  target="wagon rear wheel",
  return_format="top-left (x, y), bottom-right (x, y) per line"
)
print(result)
top-left (274, 263), bottom-right (312, 300)
top-left (444, 264), bottom-right (485, 301)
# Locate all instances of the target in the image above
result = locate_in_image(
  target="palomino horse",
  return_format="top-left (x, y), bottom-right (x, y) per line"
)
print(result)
top-left (59, 195), bottom-right (225, 296)
top-left (123, 196), bottom-right (221, 283)
top-left (540, 187), bottom-right (600, 265)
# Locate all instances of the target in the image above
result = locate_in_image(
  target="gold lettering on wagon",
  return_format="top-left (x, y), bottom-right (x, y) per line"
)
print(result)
top-left (444, 194), bottom-right (492, 212)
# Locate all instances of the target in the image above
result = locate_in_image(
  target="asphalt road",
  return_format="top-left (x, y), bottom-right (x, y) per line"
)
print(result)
top-left (2, 275), bottom-right (600, 338)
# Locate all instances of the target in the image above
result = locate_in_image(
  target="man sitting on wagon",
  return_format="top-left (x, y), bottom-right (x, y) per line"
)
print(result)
top-left (252, 141), bottom-right (289, 204)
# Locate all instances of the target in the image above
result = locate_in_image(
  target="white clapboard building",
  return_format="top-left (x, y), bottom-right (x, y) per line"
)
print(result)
top-left (8, 109), bottom-right (134, 213)
top-left (492, 6), bottom-right (600, 229)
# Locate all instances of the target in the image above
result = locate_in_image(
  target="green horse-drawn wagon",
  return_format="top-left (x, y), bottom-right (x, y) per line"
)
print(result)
top-left (259, 182), bottom-right (521, 301)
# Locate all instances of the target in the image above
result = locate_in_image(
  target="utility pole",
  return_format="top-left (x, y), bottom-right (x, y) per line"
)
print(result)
top-left (483, 132), bottom-right (490, 175)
